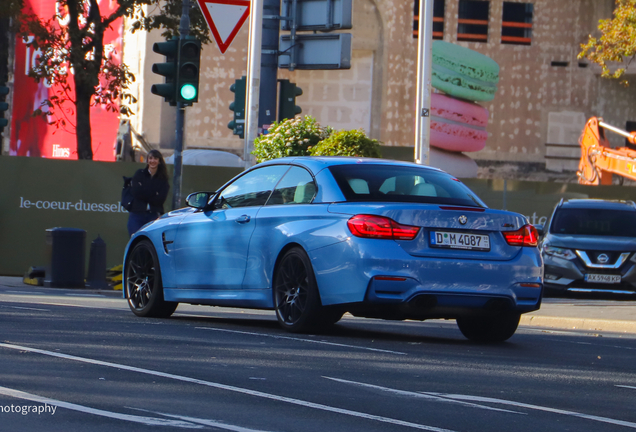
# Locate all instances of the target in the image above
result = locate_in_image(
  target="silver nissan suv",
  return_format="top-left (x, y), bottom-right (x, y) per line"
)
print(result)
top-left (537, 199), bottom-right (636, 296)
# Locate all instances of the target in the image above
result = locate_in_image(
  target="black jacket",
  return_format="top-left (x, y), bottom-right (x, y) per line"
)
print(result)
top-left (130, 168), bottom-right (169, 214)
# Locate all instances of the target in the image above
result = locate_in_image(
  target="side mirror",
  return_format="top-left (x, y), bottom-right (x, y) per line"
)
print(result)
top-left (186, 191), bottom-right (214, 209)
top-left (534, 224), bottom-right (544, 236)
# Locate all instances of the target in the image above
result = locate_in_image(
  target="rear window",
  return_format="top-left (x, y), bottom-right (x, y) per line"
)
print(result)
top-left (328, 164), bottom-right (486, 207)
top-left (550, 208), bottom-right (636, 237)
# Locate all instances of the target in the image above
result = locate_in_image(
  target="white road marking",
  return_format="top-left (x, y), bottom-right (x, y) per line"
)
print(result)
top-left (0, 305), bottom-right (49, 312)
top-left (195, 326), bottom-right (407, 355)
top-left (64, 293), bottom-right (106, 297)
top-left (130, 407), bottom-right (277, 432)
top-left (423, 392), bottom-right (636, 429)
top-left (616, 385), bottom-right (636, 390)
top-left (0, 386), bottom-right (201, 428)
top-left (5, 291), bottom-right (43, 295)
top-left (524, 328), bottom-right (584, 335)
top-left (559, 339), bottom-right (636, 351)
top-left (0, 342), bottom-right (453, 432)
top-left (323, 377), bottom-right (524, 415)
top-left (4, 301), bottom-right (114, 310)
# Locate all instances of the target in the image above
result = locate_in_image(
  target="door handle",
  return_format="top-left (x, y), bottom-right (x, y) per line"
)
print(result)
top-left (236, 215), bottom-right (251, 224)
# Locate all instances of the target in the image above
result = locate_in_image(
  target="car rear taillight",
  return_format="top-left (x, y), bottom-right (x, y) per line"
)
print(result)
top-left (348, 215), bottom-right (420, 240)
top-left (502, 224), bottom-right (538, 247)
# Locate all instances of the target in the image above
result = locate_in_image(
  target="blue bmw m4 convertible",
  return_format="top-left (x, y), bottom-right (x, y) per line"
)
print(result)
top-left (124, 157), bottom-right (543, 342)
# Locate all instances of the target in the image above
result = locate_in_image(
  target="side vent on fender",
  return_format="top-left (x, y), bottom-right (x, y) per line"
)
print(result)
top-left (162, 232), bottom-right (174, 254)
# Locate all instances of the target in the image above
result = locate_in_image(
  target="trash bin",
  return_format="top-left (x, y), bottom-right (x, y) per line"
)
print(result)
top-left (44, 227), bottom-right (86, 288)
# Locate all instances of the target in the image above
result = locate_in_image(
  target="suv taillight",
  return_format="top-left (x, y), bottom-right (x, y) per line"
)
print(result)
top-left (348, 215), bottom-right (420, 240)
top-left (502, 224), bottom-right (538, 247)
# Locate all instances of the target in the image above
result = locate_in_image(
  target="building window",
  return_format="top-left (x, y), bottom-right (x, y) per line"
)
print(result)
top-left (413, 0), bottom-right (445, 40)
top-left (457, 0), bottom-right (489, 42)
top-left (502, 2), bottom-right (533, 45)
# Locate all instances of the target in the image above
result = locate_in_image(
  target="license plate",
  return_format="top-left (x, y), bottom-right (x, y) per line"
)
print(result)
top-left (430, 231), bottom-right (490, 251)
top-left (585, 274), bottom-right (621, 284)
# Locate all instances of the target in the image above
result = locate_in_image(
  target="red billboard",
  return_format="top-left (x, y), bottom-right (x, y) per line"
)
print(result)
top-left (9, 0), bottom-right (123, 161)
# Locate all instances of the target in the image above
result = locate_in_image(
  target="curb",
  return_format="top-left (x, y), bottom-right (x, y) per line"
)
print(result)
top-left (521, 315), bottom-right (636, 334)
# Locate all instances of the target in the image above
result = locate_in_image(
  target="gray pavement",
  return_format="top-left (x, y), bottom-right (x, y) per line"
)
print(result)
top-left (1, 276), bottom-right (636, 334)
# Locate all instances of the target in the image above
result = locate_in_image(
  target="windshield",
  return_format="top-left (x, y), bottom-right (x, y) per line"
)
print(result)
top-left (550, 208), bottom-right (636, 236)
top-left (328, 164), bottom-right (486, 207)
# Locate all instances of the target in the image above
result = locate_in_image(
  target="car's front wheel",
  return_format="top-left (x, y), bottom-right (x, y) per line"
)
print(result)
top-left (456, 313), bottom-right (520, 343)
top-left (125, 239), bottom-right (177, 318)
top-left (273, 247), bottom-right (327, 333)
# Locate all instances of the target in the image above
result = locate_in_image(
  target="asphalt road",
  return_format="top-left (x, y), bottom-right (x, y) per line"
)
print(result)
top-left (1, 286), bottom-right (636, 432)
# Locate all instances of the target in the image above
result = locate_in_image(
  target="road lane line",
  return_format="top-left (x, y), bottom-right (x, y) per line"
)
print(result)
top-left (323, 377), bottom-right (524, 414)
top-left (558, 339), bottom-right (636, 351)
top-left (0, 305), bottom-right (49, 312)
top-left (130, 407), bottom-right (277, 432)
top-left (195, 326), bottom-right (407, 355)
top-left (423, 392), bottom-right (636, 429)
top-left (0, 386), bottom-right (201, 428)
top-left (0, 300), bottom-right (121, 310)
top-left (616, 385), bottom-right (636, 390)
top-left (5, 291), bottom-right (44, 295)
top-left (0, 342), bottom-right (453, 432)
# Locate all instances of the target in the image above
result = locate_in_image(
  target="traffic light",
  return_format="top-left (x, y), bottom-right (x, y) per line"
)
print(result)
top-left (228, 76), bottom-right (246, 139)
top-left (278, 80), bottom-right (302, 121)
top-left (151, 39), bottom-right (179, 105)
top-left (0, 85), bottom-right (9, 128)
top-left (177, 38), bottom-right (201, 105)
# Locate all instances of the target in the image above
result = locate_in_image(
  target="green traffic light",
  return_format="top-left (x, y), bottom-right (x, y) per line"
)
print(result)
top-left (180, 84), bottom-right (197, 101)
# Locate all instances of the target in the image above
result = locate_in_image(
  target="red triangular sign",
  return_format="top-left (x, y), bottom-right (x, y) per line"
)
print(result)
top-left (197, 0), bottom-right (250, 54)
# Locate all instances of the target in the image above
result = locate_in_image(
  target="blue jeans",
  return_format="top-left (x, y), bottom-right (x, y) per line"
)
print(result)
top-left (127, 211), bottom-right (160, 237)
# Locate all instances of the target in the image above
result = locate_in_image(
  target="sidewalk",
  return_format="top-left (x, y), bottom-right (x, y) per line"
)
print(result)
top-left (2, 276), bottom-right (636, 334)
top-left (520, 299), bottom-right (636, 334)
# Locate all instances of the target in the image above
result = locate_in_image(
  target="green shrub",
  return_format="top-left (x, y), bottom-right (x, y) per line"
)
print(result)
top-left (252, 116), bottom-right (332, 163)
top-left (309, 129), bottom-right (382, 158)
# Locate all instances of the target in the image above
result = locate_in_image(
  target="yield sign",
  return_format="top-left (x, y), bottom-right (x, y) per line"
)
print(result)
top-left (197, 0), bottom-right (250, 54)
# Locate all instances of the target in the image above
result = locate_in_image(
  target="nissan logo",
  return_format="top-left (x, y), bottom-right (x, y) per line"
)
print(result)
top-left (597, 253), bottom-right (609, 264)
top-left (458, 215), bottom-right (468, 225)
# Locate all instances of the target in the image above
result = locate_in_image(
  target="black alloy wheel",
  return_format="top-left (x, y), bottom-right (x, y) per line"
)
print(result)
top-left (456, 312), bottom-right (521, 343)
top-left (125, 239), bottom-right (177, 318)
top-left (273, 247), bottom-right (328, 332)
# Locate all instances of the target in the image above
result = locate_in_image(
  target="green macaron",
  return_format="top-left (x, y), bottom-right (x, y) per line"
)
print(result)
top-left (432, 40), bottom-right (500, 102)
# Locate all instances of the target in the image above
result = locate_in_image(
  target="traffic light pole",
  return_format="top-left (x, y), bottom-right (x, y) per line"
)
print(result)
top-left (171, 0), bottom-right (191, 210)
top-left (244, 0), bottom-right (264, 169)
top-left (414, 0), bottom-right (433, 166)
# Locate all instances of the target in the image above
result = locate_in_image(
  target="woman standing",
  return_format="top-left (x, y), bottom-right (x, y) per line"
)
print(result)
top-left (127, 149), bottom-right (170, 236)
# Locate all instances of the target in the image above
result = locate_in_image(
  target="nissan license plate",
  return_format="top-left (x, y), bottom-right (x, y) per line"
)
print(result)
top-left (585, 274), bottom-right (621, 284)
top-left (430, 231), bottom-right (490, 251)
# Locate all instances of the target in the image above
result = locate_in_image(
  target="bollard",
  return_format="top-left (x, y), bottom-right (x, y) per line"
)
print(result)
top-left (44, 227), bottom-right (86, 288)
top-left (87, 235), bottom-right (108, 289)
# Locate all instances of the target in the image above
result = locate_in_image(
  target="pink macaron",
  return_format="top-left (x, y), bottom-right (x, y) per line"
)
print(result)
top-left (430, 93), bottom-right (489, 153)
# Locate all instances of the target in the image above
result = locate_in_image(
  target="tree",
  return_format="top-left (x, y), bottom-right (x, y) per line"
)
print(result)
top-left (310, 129), bottom-right (382, 158)
top-left (4, 0), bottom-right (209, 160)
top-left (579, 0), bottom-right (636, 86)
top-left (252, 116), bottom-right (333, 163)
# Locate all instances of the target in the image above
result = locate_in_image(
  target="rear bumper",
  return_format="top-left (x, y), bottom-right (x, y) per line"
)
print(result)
top-left (311, 238), bottom-right (543, 316)
top-left (347, 291), bottom-right (541, 321)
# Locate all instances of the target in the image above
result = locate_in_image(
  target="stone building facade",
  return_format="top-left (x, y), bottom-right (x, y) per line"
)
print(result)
top-left (123, 0), bottom-right (636, 173)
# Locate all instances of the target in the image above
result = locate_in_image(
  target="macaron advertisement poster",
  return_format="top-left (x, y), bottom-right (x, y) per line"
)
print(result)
top-left (429, 41), bottom-right (500, 178)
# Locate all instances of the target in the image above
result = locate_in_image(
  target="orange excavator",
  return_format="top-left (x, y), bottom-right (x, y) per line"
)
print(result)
top-left (578, 117), bottom-right (636, 185)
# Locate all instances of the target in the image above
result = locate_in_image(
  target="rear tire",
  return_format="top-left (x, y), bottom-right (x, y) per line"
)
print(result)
top-left (273, 247), bottom-right (328, 333)
top-left (125, 240), bottom-right (177, 318)
top-left (456, 313), bottom-right (520, 343)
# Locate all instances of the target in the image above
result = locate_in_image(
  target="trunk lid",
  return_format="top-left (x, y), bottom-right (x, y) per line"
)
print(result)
top-left (328, 203), bottom-right (529, 261)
